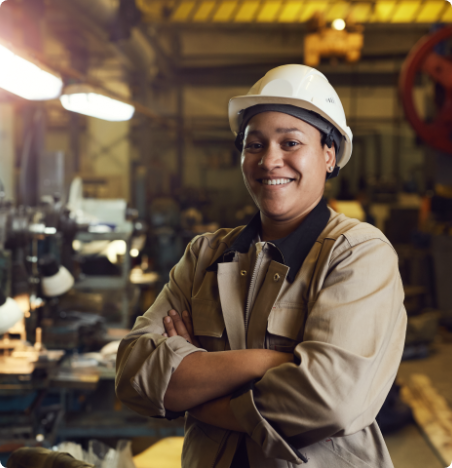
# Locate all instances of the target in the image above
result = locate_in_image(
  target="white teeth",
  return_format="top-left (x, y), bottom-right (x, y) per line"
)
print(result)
top-left (262, 178), bottom-right (291, 185)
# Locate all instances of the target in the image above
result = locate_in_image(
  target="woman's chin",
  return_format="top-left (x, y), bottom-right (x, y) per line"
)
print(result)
top-left (259, 203), bottom-right (292, 221)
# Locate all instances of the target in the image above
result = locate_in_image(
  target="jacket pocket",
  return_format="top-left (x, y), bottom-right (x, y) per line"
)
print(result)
top-left (266, 304), bottom-right (306, 352)
top-left (191, 298), bottom-right (226, 351)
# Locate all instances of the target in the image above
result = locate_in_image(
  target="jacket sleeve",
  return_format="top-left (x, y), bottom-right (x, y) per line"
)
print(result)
top-left (115, 240), bottom-right (206, 419)
top-left (230, 236), bottom-right (407, 460)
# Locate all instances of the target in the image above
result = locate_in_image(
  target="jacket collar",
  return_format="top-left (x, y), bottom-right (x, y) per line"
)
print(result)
top-left (207, 199), bottom-right (330, 283)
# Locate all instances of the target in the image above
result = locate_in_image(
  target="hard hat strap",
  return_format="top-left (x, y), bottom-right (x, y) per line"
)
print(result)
top-left (323, 128), bottom-right (335, 149)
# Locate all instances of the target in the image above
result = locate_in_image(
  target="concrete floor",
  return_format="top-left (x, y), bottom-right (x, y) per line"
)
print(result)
top-left (384, 341), bottom-right (452, 468)
top-left (385, 424), bottom-right (444, 468)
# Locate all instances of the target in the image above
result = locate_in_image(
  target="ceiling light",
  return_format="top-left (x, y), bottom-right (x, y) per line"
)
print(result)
top-left (60, 84), bottom-right (135, 121)
top-left (0, 42), bottom-right (63, 100)
top-left (332, 18), bottom-right (346, 31)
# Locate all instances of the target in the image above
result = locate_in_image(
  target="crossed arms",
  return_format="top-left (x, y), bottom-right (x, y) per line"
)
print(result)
top-left (162, 309), bottom-right (293, 432)
top-left (116, 235), bottom-right (406, 459)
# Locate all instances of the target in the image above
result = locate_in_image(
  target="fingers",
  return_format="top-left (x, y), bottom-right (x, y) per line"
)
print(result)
top-left (163, 314), bottom-right (178, 337)
top-left (163, 310), bottom-right (200, 347)
top-left (164, 310), bottom-right (191, 342)
top-left (170, 310), bottom-right (191, 339)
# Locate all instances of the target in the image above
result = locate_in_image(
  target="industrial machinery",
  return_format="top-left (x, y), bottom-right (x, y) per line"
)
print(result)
top-left (0, 193), bottom-right (76, 358)
top-left (68, 177), bottom-right (142, 327)
top-left (0, 171), bottom-right (147, 350)
top-left (0, 172), bottom-right (162, 454)
top-left (399, 25), bottom-right (452, 323)
top-left (399, 26), bottom-right (452, 155)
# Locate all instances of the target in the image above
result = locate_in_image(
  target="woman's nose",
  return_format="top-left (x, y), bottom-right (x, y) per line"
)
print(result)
top-left (258, 145), bottom-right (283, 169)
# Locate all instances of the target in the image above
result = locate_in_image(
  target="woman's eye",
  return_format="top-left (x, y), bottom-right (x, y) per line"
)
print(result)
top-left (245, 142), bottom-right (263, 150)
top-left (283, 140), bottom-right (299, 148)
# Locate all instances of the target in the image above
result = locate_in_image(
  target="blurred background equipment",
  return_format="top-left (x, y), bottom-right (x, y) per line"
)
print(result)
top-left (0, 289), bottom-right (23, 334)
top-left (39, 255), bottom-right (74, 298)
top-left (399, 25), bottom-right (452, 155)
top-left (304, 12), bottom-right (364, 67)
top-left (1, 0), bottom-right (452, 466)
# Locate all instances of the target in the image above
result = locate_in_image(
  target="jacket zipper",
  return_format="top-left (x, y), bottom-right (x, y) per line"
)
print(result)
top-left (244, 243), bottom-right (266, 334)
top-left (230, 243), bottom-right (308, 466)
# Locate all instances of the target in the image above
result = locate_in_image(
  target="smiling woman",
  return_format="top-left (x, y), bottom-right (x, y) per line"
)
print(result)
top-left (116, 65), bottom-right (407, 468)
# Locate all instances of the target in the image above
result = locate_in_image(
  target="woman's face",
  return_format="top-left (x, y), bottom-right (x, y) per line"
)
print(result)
top-left (241, 111), bottom-right (336, 222)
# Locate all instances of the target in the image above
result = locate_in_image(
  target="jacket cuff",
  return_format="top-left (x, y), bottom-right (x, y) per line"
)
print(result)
top-left (131, 335), bottom-right (205, 419)
top-left (230, 382), bottom-right (308, 464)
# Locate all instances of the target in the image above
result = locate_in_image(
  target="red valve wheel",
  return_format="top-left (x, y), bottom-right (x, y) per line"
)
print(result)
top-left (399, 26), bottom-right (452, 154)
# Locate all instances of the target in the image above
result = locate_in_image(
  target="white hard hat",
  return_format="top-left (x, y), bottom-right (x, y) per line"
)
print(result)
top-left (229, 64), bottom-right (353, 170)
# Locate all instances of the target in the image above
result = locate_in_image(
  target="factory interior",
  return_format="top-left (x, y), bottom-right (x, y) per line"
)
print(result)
top-left (0, 0), bottom-right (452, 467)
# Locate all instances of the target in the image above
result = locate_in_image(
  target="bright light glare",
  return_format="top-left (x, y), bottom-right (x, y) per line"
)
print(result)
top-left (130, 248), bottom-right (139, 258)
top-left (332, 18), bottom-right (346, 30)
top-left (61, 90), bottom-right (135, 122)
top-left (107, 240), bottom-right (127, 264)
top-left (0, 44), bottom-right (63, 100)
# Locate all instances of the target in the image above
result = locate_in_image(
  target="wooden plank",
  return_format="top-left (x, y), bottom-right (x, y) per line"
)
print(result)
top-left (401, 373), bottom-right (452, 466)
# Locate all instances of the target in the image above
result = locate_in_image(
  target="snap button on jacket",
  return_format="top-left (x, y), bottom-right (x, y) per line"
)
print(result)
top-left (116, 208), bottom-right (407, 468)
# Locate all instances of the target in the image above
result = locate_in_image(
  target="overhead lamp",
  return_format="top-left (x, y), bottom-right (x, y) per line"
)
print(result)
top-left (0, 42), bottom-right (63, 100)
top-left (38, 255), bottom-right (74, 298)
top-left (60, 84), bottom-right (135, 122)
top-left (0, 290), bottom-right (24, 335)
top-left (332, 18), bottom-right (346, 31)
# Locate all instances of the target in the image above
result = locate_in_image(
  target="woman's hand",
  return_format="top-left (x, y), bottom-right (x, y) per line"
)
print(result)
top-left (163, 309), bottom-right (200, 348)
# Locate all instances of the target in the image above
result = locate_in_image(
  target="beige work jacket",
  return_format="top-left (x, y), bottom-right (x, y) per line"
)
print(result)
top-left (116, 206), bottom-right (407, 468)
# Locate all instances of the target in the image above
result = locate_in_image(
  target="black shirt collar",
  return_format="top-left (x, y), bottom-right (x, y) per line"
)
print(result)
top-left (207, 199), bottom-right (330, 282)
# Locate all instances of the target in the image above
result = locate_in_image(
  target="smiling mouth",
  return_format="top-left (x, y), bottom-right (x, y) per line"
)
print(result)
top-left (258, 178), bottom-right (295, 186)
